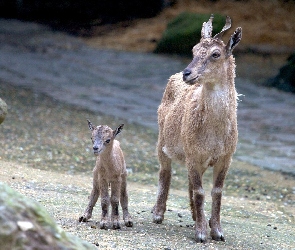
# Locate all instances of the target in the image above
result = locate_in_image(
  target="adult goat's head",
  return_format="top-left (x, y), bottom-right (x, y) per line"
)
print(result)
top-left (182, 15), bottom-right (242, 85)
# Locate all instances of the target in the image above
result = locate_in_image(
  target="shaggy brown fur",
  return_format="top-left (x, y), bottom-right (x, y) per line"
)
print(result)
top-left (79, 120), bottom-right (133, 229)
top-left (152, 16), bottom-right (242, 243)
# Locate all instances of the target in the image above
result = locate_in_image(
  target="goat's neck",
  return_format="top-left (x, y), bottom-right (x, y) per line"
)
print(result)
top-left (99, 144), bottom-right (114, 161)
top-left (199, 64), bottom-right (236, 117)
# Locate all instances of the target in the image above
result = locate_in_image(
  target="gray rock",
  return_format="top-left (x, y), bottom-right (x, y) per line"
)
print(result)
top-left (0, 97), bottom-right (7, 124)
top-left (266, 51), bottom-right (295, 93)
top-left (0, 182), bottom-right (97, 250)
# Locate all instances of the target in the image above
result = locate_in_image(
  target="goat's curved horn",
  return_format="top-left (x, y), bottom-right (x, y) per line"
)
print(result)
top-left (214, 16), bottom-right (231, 40)
top-left (201, 14), bottom-right (214, 39)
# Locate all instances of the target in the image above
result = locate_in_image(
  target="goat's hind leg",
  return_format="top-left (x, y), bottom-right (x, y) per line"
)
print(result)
top-left (79, 166), bottom-right (100, 222)
top-left (209, 157), bottom-right (230, 241)
top-left (152, 145), bottom-right (172, 224)
top-left (120, 173), bottom-right (133, 227)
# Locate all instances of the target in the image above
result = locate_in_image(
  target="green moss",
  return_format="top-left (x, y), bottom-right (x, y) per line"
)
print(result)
top-left (0, 183), bottom-right (97, 250)
top-left (154, 12), bottom-right (226, 56)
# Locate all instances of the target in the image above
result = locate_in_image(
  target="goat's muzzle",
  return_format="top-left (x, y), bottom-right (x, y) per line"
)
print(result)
top-left (93, 146), bottom-right (100, 155)
top-left (183, 68), bottom-right (198, 85)
top-left (182, 68), bottom-right (191, 81)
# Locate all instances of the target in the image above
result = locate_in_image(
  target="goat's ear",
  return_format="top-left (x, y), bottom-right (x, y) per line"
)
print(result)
top-left (225, 27), bottom-right (242, 57)
top-left (114, 124), bottom-right (124, 137)
top-left (87, 119), bottom-right (94, 131)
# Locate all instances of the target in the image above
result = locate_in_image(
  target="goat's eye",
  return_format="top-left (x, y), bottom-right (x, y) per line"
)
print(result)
top-left (105, 139), bottom-right (111, 143)
top-left (212, 51), bottom-right (221, 59)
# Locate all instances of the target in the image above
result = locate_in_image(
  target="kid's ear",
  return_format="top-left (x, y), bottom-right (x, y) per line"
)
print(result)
top-left (225, 27), bottom-right (242, 57)
top-left (114, 124), bottom-right (124, 137)
top-left (87, 119), bottom-right (94, 131)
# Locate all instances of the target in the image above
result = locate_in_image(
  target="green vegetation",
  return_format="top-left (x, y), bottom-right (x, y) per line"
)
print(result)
top-left (154, 12), bottom-right (226, 55)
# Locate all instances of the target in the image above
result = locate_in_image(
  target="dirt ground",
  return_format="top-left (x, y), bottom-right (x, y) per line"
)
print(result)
top-left (1, 83), bottom-right (295, 249)
top-left (82, 0), bottom-right (295, 53)
top-left (2, 160), bottom-right (295, 249)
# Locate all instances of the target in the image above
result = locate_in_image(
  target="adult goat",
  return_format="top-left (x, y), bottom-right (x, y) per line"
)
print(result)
top-left (152, 15), bottom-right (242, 243)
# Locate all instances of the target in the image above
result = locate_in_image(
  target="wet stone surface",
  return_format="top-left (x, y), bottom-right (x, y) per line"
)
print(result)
top-left (0, 19), bottom-right (294, 175)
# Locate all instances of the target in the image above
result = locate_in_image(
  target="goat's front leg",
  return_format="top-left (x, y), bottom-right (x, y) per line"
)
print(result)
top-left (152, 146), bottom-right (172, 224)
top-left (100, 179), bottom-right (110, 229)
top-left (188, 165), bottom-right (207, 243)
top-left (209, 158), bottom-right (230, 241)
top-left (188, 176), bottom-right (196, 221)
top-left (120, 173), bottom-right (133, 227)
top-left (79, 166), bottom-right (100, 222)
top-left (110, 179), bottom-right (121, 229)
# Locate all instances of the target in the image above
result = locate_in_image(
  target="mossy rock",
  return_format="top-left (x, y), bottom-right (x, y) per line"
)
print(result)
top-left (154, 12), bottom-right (226, 56)
top-left (266, 51), bottom-right (295, 93)
top-left (0, 182), bottom-right (97, 250)
top-left (0, 97), bottom-right (7, 124)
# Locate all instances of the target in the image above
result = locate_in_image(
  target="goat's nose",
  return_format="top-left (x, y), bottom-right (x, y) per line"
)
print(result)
top-left (183, 68), bottom-right (191, 80)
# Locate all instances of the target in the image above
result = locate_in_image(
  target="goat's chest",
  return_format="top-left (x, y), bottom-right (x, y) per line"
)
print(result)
top-left (182, 93), bottom-right (236, 156)
top-left (96, 158), bottom-right (123, 182)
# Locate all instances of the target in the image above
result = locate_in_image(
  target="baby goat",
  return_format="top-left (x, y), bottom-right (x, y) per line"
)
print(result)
top-left (152, 15), bottom-right (242, 243)
top-left (79, 120), bottom-right (133, 229)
